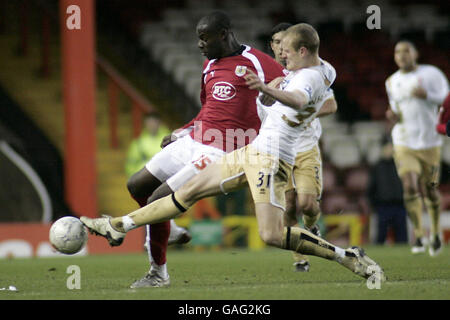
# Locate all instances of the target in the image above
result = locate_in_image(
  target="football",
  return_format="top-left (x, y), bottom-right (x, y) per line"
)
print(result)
top-left (49, 216), bottom-right (88, 254)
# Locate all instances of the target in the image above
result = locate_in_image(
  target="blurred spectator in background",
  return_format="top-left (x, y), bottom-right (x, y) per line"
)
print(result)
top-left (125, 112), bottom-right (170, 177)
top-left (367, 136), bottom-right (408, 244)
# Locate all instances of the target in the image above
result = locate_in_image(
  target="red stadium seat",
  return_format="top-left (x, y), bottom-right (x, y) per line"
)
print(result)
top-left (322, 165), bottom-right (337, 193)
top-left (344, 167), bottom-right (369, 194)
top-left (322, 192), bottom-right (348, 214)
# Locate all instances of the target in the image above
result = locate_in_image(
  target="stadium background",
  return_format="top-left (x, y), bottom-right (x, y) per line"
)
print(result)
top-left (0, 0), bottom-right (449, 257)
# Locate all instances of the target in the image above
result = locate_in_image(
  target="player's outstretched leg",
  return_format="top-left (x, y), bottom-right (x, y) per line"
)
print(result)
top-left (282, 226), bottom-right (385, 281)
top-left (81, 162), bottom-right (225, 246)
top-left (284, 190), bottom-right (310, 272)
top-left (81, 192), bottom-right (187, 246)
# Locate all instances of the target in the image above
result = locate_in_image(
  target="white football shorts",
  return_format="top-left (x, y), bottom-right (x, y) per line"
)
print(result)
top-left (145, 135), bottom-right (225, 191)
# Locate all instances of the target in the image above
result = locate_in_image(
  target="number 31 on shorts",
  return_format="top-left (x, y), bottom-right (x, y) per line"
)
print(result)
top-left (256, 171), bottom-right (271, 188)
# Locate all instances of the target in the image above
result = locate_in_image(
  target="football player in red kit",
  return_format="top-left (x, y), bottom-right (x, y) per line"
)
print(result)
top-left (124, 11), bottom-right (284, 288)
top-left (436, 92), bottom-right (450, 136)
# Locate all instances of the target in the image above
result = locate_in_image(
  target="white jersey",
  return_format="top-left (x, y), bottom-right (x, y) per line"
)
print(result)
top-left (252, 60), bottom-right (336, 164)
top-left (294, 86), bottom-right (335, 153)
top-left (294, 118), bottom-right (322, 153)
top-left (386, 64), bottom-right (449, 150)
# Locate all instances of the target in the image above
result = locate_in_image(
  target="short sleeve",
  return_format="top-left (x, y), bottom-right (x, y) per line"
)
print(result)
top-left (288, 70), bottom-right (322, 104)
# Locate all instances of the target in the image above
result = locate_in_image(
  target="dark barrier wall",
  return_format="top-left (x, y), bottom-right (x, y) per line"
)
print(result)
top-left (0, 85), bottom-right (73, 221)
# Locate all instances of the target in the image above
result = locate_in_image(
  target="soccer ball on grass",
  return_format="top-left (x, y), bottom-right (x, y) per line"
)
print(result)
top-left (49, 216), bottom-right (88, 254)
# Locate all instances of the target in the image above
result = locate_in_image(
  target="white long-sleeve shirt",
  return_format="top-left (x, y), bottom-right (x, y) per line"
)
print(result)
top-left (385, 64), bottom-right (449, 150)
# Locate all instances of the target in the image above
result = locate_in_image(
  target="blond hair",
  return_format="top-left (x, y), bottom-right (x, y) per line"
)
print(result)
top-left (286, 23), bottom-right (320, 54)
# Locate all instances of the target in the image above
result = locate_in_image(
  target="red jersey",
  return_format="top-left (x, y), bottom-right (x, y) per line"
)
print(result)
top-left (436, 92), bottom-right (450, 135)
top-left (180, 45), bottom-right (284, 152)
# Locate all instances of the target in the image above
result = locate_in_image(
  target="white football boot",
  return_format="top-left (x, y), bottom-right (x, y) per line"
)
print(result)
top-left (429, 234), bottom-right (443, 257)
top-left (80, 215), bottom-right (126, 246)
top-left (338, 246), bottom-right (386, 281)
top-left (411, 237), bottom-right (427, 254)
top-left (130, 269), bottom-right (170, 288)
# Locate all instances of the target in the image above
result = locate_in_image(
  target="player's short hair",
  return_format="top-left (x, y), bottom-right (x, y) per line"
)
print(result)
top-left (270, 22), bottom-right (293, 38)
top-left (396, 39), bottom-right (418, 52)
top-left (198, 11), bottom-right (232, 33)
top-left (286, 23), bottom-right (320, 54)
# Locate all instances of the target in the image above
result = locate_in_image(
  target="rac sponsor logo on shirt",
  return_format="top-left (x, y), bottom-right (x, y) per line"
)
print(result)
top-left (212, 82), bottom-right (236, 101)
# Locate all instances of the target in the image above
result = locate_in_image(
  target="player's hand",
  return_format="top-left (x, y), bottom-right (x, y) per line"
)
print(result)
top-left (267, 76), bottom-right (284, 89)
top-left (160, 133), bottom-right (177, 148)
top-left (411, 86), bottom-right (427, 99)
top-left (244, 69), bottom-right (266, 92)
top-left (257, 76), bottom-right (284, 106)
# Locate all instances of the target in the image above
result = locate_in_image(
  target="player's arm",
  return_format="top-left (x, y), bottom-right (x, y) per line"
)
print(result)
top-left (385, 79), bottom-right (401, 124)
top-left (413, 68), bottom-right (449, 104)
top-left (245, 70), bottom-right (307, 110)
top-left (316, 90), bottom-right (337, 118)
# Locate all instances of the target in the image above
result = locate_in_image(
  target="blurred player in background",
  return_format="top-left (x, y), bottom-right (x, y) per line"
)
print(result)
top-left (385, 40), bottom-right (449, 256)
top-left (125, 11), bottom-right (284, 288)
top-left (268, 22), bottom-right (337, 272)
top-left (82, 23), bottom-right (384, 283)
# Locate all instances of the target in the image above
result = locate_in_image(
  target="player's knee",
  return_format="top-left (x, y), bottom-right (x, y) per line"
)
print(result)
top-left (403, 185), bottom-right (418, 197)
top-left (424, 183), bottom-right (440, 201)
top-left (401, 174), bottom-right (419, 196)
top-left (258, 227), bottom-right (282, 247)
top-left (401, 179), bottom-right (418, 197)
top-left (126, 174), bottom-right (141, 198)
top-left (298, 196), bottom-right (319, 216)
top-left (127, 169), bottom-right (161, 199)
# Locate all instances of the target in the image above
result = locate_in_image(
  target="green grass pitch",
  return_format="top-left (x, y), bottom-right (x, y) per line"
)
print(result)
top-left (0, 245), bottom-right (448, 300)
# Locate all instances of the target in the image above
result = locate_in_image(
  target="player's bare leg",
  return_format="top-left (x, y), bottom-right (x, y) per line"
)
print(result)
top-left (127, 167), bottom-right (162, 206)
top-left (298, 193), bottom-right (321, 232)
top-left (401, 172), bottom-right (425, 253)
top-left (285, 190), bottom-right (310, 272)
top-left (423, 181), bottom-right (443, 256)
top-left (294, 193), bottom-right (322, 271)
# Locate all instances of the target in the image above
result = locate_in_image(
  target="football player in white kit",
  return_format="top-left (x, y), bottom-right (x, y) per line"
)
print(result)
top-left (82, 23), bottom-right (384, 281)
top-left (268, 23), bottom-right (338, 272)
top-left (385, 40), bottom-right (449, 256)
